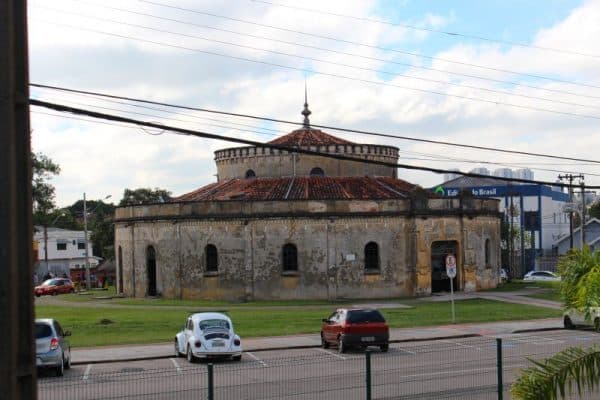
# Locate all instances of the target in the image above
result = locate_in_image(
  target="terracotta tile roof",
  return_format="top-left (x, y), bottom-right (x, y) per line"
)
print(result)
top-left (267, 128), bottom-right (354, 147)
top-left (173, 176), bottom-right (423, 202)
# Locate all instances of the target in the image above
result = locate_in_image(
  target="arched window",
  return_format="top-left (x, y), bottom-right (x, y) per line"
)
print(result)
top-left (485, 239), bottom-right (491, 267)
top-left (364, 242), bottom-right (379, 271)
top-left (146, 246), bottom-right (157, 296)
top-left (206, 244), bottom-right (218, 272)
top-left (245, 169), bottom-right (256, 179)
top-left (282, 243), bottom-right (298, 272)
top-left (310, 167), bottom-right (325, 176)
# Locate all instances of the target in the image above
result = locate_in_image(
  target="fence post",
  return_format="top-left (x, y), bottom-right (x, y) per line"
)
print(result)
top-left (496, 338), bottom-right (503, 400)
top-left (365, 349), bottom-right (372, 400)
top-left (207, 363), bottom-right (214, 400)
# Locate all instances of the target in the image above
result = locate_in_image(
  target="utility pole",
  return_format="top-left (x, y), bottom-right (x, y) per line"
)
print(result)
top-left (558, 174), bottom-right (584, 250)
top-left (0, 0), bottom-right (37, 398)
top-left (579, 176), bottom-right (586, 248)
top-left (84, 192), bottom-right (90, 290)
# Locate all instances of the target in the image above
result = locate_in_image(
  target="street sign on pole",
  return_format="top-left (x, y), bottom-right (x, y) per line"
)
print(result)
top-left (445, 254), bottom-right (457, 323)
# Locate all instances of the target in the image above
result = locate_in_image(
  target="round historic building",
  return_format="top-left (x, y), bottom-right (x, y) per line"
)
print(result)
top-left (114, 102), bottom-right (502, 300)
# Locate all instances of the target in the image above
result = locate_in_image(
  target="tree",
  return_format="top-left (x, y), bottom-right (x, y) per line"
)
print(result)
top-left (119, 188), bottom-right (172, 206)
top-left (511, 247), bottom-right (600, 399)
top-left (32, 152), bottom-right (60, 224)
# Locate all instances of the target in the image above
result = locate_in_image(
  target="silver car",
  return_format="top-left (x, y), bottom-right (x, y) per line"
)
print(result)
top-left (35, 318), bottom-right (71, 376)
top-left (175, 312), bottom-right (242, 362)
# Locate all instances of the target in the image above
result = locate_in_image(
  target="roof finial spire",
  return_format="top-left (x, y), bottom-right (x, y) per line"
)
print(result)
top-left (301, 81), bottom-right (311, 128)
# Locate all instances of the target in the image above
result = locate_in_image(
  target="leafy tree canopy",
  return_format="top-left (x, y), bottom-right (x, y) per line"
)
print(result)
top-left (558, 246), bottom-right (600, 313)
top-left (119, 188), bottom-right (172, 206)
top-left (32, 152), bottom-right (60, 222)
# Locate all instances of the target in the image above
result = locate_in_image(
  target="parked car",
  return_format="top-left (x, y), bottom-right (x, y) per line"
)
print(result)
top-left (563, 308), bottom-right (600, 331)
top-left (175, 312), bottom-right (242, 362)
top-left (523, 271), bottom-right (560, 282)
top-left (35, 318), bottom-right (71, 376)
top-left (499, 268), bottom-right (508, 283)
top-left (320, 308), bottom-right (389, 353)
top-left (34, 278), bottom-right (75, 297)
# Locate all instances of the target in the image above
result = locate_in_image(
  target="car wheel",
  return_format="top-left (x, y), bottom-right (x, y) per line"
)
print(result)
top-left (232, 355), bottom-right (242, 361)
top-left (51, 291), bottom-right (57, 296)
top-left (338, 336), bottom-right (346, 354)
top-left (55, 355), bottom-right (64, 377)
top-left (35, 293), bottom-right (41, 298)
top-left (174, 340), bottom-right (181, 357)
top-left (595, 318), bottom-right (600, 333)
top-left (564, 316), bottom-right (574, 329)
top-left (69, 288), bottom-right (75, 293)
top-left (320, 333), bottom-right (329, 349)
top-left (186, 346), bottom-right (197, 363)
top-left (380, 344), bottom-right (389, 352)
top-left (64, 353), bottom-right (71, 370)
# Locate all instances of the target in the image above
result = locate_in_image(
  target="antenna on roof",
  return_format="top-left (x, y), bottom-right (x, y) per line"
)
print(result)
top-left (301, 81), bottom-right (311, 128)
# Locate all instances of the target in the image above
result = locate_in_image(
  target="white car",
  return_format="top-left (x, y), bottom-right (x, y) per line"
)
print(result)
top-left (523, 270), bottom-right (561, 282)
top-left (563, 308), bottom-right (600, 331)
top-left (175, 312), bottom-right (242, 362)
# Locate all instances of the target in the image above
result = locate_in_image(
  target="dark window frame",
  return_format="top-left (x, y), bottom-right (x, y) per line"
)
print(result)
top-left (282, 243), bottom-right (298, 273)
top-left (56, 242), bottom-right (67, 251)
top-left (310, 167), bottom-right (325, 176)
top-left (485, 238), bottom-right (491, 267)
top-left (245, 169), bottom-right (256, 179)
top-left (205, 244), bottom-right (218, 272)
top-left (364, 242), bottom-right (380, 271)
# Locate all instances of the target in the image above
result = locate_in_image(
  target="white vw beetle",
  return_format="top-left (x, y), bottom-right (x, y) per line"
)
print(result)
top-left (175, 312), bottom-right (242, 362)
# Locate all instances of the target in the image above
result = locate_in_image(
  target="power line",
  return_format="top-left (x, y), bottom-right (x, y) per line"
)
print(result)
top-left (136, 0), bottom-right (600, 90)
top-left (29, 6), bottom-right (600, 111)
top-left (251, 0), bottom-right (600, 59)
top-left (31, 20), bottom-right (600, 122)
top-left (31, 2), bottom-right (600, 101)
top-left (28, 99), bottom-right (600, 189)
top-left (30, 83), bottom-right (600, 165)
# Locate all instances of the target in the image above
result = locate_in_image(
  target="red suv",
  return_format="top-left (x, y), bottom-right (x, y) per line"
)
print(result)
top-left (34, 278), bottom-right (75, 297)
top-left (320, 308), bottom-right (389, 353)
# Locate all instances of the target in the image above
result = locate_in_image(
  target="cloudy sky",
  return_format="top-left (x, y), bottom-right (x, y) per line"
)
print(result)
top-left (28, 0), bottom-right (600, 207)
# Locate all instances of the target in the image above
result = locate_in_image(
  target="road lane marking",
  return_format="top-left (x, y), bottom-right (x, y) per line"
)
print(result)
top-left (440, 340), bottom-right (481, 350)
top-left (82, 364), bottom-right (92, 380)
top-left (316, 348), bottom-right (347, 360)
top-left (170, 358), bottom-right (182, 372)
top-left (393, 346), bottom-right (416, 355)
top-left (245, 352), bottom-right (267, 367)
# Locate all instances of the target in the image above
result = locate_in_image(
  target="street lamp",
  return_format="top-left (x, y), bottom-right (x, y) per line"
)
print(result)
top-left (83, 193), bottom-right (112, 290)
top-left (43, 212), bottom-right (65, 276)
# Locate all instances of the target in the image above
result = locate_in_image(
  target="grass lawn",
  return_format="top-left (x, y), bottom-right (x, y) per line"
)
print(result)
top-left (35, 299), bottom-right (561, 347)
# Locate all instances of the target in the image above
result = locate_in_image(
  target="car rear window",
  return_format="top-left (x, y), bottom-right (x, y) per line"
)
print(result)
top-left (346, 310), bottom-right (385, 323)
top-left (198, 319), bottom-right (230, 331)
top-left (35, 323), bottom-right (52, 339)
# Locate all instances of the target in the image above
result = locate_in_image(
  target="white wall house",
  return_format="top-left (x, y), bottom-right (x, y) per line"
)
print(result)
top-left (34, 226), bottom-right (100, 278)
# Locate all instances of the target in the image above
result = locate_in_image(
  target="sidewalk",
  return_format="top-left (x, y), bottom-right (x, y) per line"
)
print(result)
top-left (71, 317), bottom-right (563, 365)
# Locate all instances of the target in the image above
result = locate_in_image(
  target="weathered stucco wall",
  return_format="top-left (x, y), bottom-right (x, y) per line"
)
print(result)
top-left (114, 197), bottom-right (501, 300)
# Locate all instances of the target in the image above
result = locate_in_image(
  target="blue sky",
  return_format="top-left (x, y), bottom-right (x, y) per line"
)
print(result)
top-left (27, 0), bottom-right (600, 206)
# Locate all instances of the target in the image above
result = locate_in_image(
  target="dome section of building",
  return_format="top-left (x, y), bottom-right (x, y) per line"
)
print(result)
top-left (267, 128), bottom-right (354, 147)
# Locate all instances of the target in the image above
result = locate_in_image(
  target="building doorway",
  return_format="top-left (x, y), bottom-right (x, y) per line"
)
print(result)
top-left (431, 241), bottom-right (459, 293)
top-left (117, 246), bottom-right (123, 294)
top-left (146, 246), bottom-right (157, 296)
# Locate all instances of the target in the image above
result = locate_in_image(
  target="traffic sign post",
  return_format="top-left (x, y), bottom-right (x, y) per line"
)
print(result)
top-left (445, 254), bottom-right (457, 323)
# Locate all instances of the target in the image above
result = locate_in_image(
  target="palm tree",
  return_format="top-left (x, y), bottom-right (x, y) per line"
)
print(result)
top-left (511, 247), bottom-right (600, 399)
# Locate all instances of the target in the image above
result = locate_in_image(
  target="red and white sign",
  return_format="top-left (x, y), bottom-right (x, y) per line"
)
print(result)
top-left (445, 254), bottom-right (457, 278)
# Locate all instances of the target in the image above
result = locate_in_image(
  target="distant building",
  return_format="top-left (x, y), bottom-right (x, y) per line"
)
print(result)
top-left (470, 167), bottom-right (490, 176)
top-left (443, 168), bottom-right (461, 182)
top-left (493, 168), bottom-right (513, 179)
top-left (553, 218), bottom-right (600, 255)
top-left (34, 227), bottom-right (101, 280)
top-left (514, 168), bottom-right (534, 182)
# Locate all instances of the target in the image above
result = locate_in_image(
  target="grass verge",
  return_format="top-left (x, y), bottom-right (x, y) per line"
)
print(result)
top-left (35, 299), bottom-right (561, 347)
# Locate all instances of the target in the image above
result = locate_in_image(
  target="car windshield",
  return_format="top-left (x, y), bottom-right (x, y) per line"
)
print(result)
top-left (198, 319), bottom-right (230, 331)
top-left (346, 310), bottom-right (385, 323)
top-left (43, 279), bottom-right (58, 286)
top-left (35, 323), bottom-right (52, 339)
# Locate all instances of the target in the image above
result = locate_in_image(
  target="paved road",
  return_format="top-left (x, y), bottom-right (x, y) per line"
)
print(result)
top-left (38, 330), bottom-right (600, 400)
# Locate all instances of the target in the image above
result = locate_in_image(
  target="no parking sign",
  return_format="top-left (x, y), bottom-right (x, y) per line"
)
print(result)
top-left (445, 254), bottom-right (457, 278)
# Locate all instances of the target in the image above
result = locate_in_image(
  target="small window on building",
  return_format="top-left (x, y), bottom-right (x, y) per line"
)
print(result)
top-left (77, 240), bottom-right (86, 250)
top-left (485, 239), bottom-right (491, 267)
top-left (206, 244), bottom-right (218, 272)
top-left (282, 243), bottom-right (298, 272)
top-left (56, 241), bottom-right (67, 251)
top-left (365, 242), bottom-right (379, 271)
top-left (310, 167), bottom-right (325, 176)
top-left (245, 169), bottom-right (256, 179)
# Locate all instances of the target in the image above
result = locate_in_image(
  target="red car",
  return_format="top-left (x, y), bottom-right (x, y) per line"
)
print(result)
top-left (34, 278), bottom-right (75, 297)
top-left (320, 308), bottom-right (389, 353)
